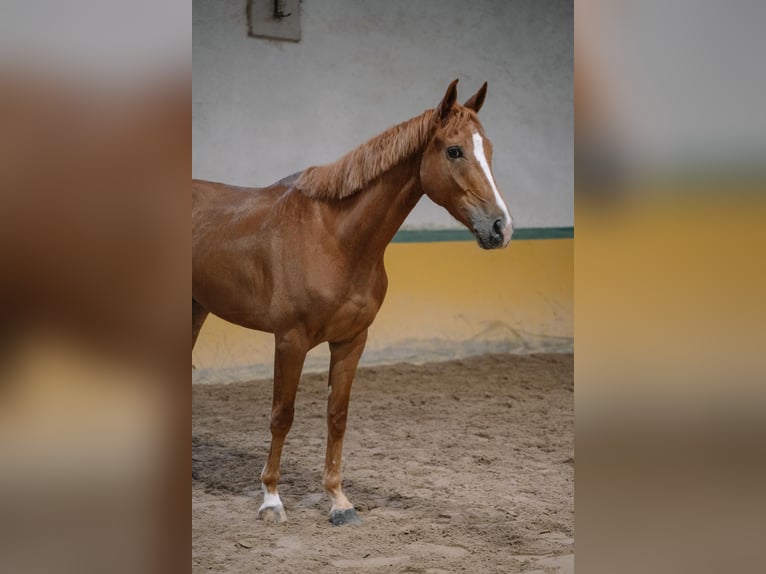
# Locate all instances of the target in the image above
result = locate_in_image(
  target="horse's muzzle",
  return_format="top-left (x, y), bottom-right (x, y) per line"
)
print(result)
top-left (475, 216), bottom-right (513, 249)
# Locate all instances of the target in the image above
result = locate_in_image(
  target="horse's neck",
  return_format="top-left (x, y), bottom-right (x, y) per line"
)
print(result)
top-left (335, 157), bottom-right (423, 265)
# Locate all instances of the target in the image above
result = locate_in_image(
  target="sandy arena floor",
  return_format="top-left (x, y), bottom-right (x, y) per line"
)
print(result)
top-left (193, 353), bottom-right (573, 573)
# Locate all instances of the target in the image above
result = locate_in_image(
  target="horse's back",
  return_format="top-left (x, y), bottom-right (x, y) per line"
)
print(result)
top-left (191, 177), bottom-right (300, 215)
top-left (192, 179), bottom-right (280, 249)
top-left (192, 178), bottom-right (254, 210)
top-left (191, 178), bottom-right (220, 204)
top-left (191, 175), bottom-right (309, 332)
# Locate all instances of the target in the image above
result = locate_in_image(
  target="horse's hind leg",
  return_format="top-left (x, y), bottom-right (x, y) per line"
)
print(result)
top-left (324, 329), bottom-right (368, 526)
top-left (192, 298), bottom-right (208, 351)
top-left (259, 331), bottom-right (309, 524)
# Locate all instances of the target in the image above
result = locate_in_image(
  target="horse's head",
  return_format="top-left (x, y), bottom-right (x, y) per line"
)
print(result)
top-left (420, 80), bottom-right (513, 249)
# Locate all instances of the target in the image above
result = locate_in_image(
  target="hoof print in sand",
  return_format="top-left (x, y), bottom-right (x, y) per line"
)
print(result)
top-left (259, 505), bottom-right (287, 524)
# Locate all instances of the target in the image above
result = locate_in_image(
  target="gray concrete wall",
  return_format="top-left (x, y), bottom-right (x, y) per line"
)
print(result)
top-left (193, 0), bottom-right (572, 228)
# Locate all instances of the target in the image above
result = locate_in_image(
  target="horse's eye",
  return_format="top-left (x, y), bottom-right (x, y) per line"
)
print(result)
top-left (446, 146), bottom-right (463, 159)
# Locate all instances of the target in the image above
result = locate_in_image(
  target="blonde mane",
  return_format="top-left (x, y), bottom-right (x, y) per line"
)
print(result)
top-left (296, 106), bottom-right (476, 200)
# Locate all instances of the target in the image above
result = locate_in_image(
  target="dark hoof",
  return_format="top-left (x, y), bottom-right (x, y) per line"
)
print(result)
top-left (329, 507), bottom-right (362, 526)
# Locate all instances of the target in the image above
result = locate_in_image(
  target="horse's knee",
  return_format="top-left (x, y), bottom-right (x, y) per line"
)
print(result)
top-left (327, 406), bottom-right (348, 435)
top-left (270, 405), bottom-right (294, 435)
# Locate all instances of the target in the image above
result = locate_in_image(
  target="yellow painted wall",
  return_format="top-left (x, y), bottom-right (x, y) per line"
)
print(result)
top-left (193, 238), bottom-right (573, 383)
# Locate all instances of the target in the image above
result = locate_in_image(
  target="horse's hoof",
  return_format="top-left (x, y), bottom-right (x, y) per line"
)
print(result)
top-left (329, 507), bottom-right (362, 526)
top-left (259, 504), bottom-right (287, 524)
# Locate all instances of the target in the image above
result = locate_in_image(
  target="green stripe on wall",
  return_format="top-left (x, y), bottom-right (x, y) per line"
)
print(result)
top-left (392, 227), bottom-right (573, 243)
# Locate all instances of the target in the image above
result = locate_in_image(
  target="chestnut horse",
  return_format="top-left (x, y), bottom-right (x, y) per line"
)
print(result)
top-left (192, 80), bottom-right (513, 526)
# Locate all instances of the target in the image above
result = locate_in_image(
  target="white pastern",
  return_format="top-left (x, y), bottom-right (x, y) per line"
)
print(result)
top-left (471, 132), bottom-right (513, 242)
top-left (259, 484), bottom-right (283, 511)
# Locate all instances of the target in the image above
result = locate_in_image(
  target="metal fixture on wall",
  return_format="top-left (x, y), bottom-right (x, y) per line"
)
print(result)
top-left (247, 0), bottom-right (301, 42)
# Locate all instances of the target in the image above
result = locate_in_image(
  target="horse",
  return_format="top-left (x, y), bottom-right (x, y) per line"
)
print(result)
top-left (192, 79), bottom-right (513, 526)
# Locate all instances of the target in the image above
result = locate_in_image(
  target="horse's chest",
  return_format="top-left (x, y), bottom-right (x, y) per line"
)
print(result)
top-left (336, 292), bottom-right (378, 321)
top-left (318, 286), bottom-right (377, 320)
top-left (307, 283), bottom-right (383, 343)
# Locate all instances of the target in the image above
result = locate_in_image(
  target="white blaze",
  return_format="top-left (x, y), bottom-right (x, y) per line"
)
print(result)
top-left (471, 131), bottom-right (512, 230)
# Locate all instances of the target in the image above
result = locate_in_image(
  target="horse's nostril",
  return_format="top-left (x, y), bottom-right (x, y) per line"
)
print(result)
top-left (492, 218), bottom-right (504, 237)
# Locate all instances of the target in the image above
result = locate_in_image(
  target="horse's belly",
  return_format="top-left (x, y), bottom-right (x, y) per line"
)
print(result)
top-left (198, 296), bottom-right (274, 333)
top-left (210, 304), bottom-right (274, 333)
top-left (192, 269), bottom-right (275, 333)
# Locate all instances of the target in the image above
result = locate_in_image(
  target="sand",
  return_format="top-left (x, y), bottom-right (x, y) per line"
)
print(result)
top-left (193, 353), bottom-right (573, 573)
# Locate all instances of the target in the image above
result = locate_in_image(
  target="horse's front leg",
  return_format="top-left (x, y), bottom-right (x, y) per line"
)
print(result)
top-left (259, 331), bottom-right (308, 524)
top-left (324, 329), bottom-right (368, 526)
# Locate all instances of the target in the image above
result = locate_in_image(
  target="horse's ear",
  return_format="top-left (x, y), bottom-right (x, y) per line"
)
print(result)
top-left (437, 79), bottom-right (459, 120)
top-left (464, 82), bottom-right (487, 113)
